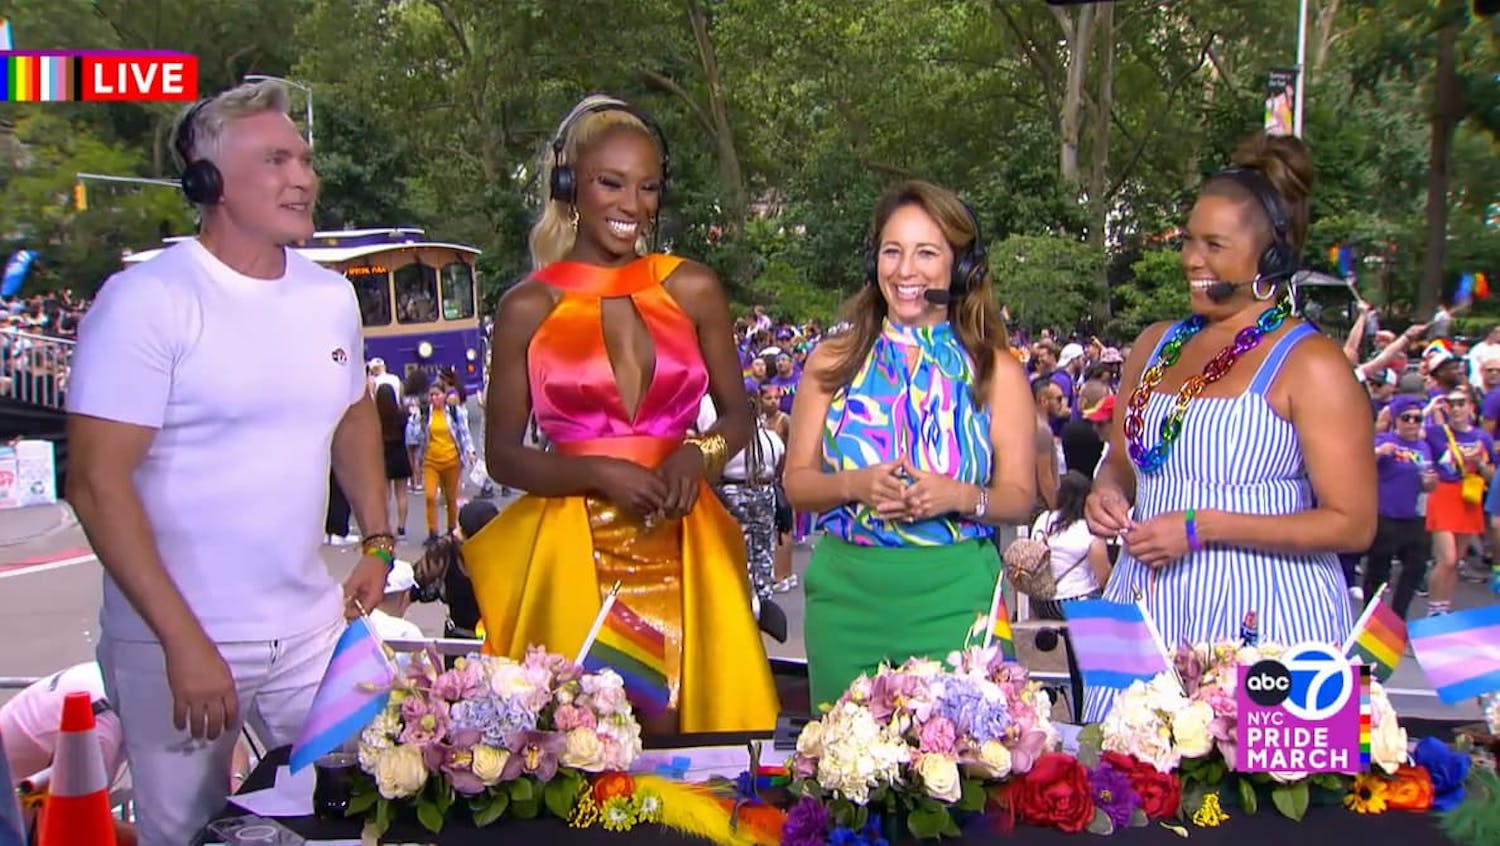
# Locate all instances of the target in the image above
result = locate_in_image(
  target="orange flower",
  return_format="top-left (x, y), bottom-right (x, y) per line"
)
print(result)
top-left (1344, 774), bottom-right (1389, 814)
top-left (592, 772), bottom-right (636, 805)
top-left (1384, 764), bottom-right (1435, 812)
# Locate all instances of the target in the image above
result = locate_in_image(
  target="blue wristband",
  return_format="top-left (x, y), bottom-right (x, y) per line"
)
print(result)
top-left (1185, 508), bottom-right (1203, 552)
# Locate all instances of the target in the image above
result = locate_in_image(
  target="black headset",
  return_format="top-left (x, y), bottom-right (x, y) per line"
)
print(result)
top-left (1213, 166), bottom-right (1297, 282)
top-left (174, 98), bottom-right (223, 205)
top-left (863, 199), bottom-right (990, 296)
top-left (548, 97), bottom-right (671, 206)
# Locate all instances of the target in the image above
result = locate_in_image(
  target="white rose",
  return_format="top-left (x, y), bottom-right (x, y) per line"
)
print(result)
top-left (967, 740), bottom-right (1013, 780)
top-left (1170, 701), bottom-right (1215, 759)
top-left (561, 727), bottom-right (608, 772)
top-left (373, 744), bottom-right (428, 800)
top-left (489, 662), bottom-right (537, 700)
top-left (1269, 770), bottom-right (1308, 784)
top-left (917, 753), bottom-right (962, 803)
top-left (796, 720), bottom-right (825, 758)
top-left (471, 745), bottom-right (508, 785)
top-left (1369, 714), bottom-right (1409, 775)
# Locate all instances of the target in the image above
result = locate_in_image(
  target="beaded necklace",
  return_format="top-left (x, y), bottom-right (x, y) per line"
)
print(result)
top-left (1124, 297), bottom-right (1294, 473)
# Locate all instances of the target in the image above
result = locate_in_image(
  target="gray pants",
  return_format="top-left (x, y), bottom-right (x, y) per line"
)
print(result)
top-left (715, 482), bottom-right (777, 598)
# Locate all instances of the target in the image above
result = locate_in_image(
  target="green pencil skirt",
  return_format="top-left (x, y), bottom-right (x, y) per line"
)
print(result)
top-left (803, 536), bottom-right (1001, 709)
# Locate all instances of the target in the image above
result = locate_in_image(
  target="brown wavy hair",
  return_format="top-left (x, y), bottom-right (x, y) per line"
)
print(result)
top-left (818, 180), bottom-right (1008, 404)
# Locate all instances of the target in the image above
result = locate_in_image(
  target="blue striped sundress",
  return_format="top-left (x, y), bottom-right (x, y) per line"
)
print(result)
top-left (1081, 321), bottom-right (1352, 723)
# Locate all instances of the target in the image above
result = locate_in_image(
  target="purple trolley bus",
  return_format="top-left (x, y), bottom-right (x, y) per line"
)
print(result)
top-left (124, 227), bottom-right (485, 393)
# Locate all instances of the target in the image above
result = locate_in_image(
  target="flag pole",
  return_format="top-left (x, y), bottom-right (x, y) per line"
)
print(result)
top-left (982, 574), bottom-right (1005, 650)
top-left (1341, 582), bottom-right (1390, 655)
top-left (1132, 588), bottom-right (1184, 693)
top-left (575, 581), bottom-right (622, 665)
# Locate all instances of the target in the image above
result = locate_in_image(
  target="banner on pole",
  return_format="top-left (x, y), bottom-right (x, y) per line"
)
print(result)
top-left (1264, 68), bottom-right (1298, 137)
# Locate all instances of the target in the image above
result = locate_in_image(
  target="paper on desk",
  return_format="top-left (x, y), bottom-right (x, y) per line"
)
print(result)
top-left (630, 744), bottom-right (793, 782)
top-left (228, 764), bottom-right (315, 817)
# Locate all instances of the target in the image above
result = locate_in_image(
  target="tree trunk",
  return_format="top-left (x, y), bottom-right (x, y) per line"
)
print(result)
top-left (1420, 19), bottom-right (1461, 316)
top-left (1312, 0), bottom-right (1341, 76)
top-left (1089, 2), bottom-right (1115, 319)
top-left (1057, 4), bottom-right (1095, 185)
top-left (685, 0), bottom-right (747, 231)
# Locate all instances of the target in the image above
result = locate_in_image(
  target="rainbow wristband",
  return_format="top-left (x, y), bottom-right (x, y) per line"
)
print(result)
top-left (1185, 508), bottom-right (1203, 553)
top-left (368, 548), bottom-right (395, 570)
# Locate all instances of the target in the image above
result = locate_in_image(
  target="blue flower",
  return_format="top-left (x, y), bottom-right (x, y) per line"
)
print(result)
top-left (449, 695), bottom-right (538, 748)
top-left (932, 678), bottom-right (1013, 743)
top-left (1411, 736), bottom-right (1470, 813)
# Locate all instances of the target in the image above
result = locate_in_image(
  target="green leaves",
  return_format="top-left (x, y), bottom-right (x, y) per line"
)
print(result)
top-left (1237, 776), bottom-right (1260, 815)
top-left (543, 771), bottom-right (585, 819)
top-left (906, 798), bottom-right (961, 839)
top-left (1270, 780), bottom-right (1311, 821)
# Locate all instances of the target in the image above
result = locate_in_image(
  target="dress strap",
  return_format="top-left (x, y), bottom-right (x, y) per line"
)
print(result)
top-left (1248, 322), bottom-right (1317, 395)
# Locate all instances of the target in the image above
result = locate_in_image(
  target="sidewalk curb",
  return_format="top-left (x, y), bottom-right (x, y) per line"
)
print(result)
top-left (0, 502), bottom-right (76, 547)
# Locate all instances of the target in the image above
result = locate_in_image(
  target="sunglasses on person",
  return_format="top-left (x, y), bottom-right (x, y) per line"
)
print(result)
top-left (1397, 414), bottom-right (1423, 423)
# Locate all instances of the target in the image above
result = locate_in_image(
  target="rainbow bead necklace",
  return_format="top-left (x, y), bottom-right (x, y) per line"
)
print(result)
top-left (1124, 297), bottom-right (1294, 473)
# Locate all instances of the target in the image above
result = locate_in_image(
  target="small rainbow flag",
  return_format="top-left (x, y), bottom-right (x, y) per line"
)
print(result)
top-left (581, 597), bottom-right (670, 715)
top-left (1345, 597), bottom-right (1407, 682)
top-left (976, 574), bottom-right (1015, 660)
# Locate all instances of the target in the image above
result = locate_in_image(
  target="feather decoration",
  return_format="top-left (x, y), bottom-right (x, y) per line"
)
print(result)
top-left (633, 774), bottom-right (785, 846)
top-left (1438, 766), bottom-right (1500, 846)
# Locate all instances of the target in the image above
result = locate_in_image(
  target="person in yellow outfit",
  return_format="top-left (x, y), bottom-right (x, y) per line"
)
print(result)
top-left (464, 94), bottom-right (779, 734)
top-left (416, 382), bottom-right (474, 541)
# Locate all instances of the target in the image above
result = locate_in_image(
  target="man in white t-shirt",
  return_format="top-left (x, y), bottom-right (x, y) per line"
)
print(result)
top-left (64, 81), bottom-right (393, 846)
top-left (368, 357), bottom-right (404, 399)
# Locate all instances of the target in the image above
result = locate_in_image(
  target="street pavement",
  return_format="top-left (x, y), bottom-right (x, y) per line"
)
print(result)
top-left (0, 463), bottom-right (1487, 723)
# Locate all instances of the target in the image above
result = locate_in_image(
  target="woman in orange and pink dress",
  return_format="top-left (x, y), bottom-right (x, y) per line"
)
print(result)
top-left (464, 94), bottom-right (779, 734)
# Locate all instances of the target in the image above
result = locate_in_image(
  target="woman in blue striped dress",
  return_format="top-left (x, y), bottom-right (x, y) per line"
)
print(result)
top-left (1082, 134), bottom-right (1376, 723)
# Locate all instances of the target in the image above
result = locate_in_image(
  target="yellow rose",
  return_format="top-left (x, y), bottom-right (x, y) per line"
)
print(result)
top-left (1170, 701), bottom-right (1215, 759)
top-left (374, 744), bottom-right (427, 800)
top-left (561, 727), bottom-right (607, 772)
top-left (796, 721), bottom-right (825, 758)
top-left (967, 740), bottom-right (1013, 780)
top-left (471, 745), bottom-right (509, 785)
top-left (917, 753), bottom-right (962, 804)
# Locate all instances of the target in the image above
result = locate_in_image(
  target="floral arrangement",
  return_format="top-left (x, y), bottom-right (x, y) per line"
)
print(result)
top-left (785, 646), bottom-right (1186, 839)
top-left (349, 645), bottom-right (643, 835)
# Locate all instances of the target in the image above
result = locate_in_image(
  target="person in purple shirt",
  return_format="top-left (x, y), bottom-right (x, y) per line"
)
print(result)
top-left (1365, 396), bottom-right (1437, 618)
top-left (769, 353), bottom-right (800, 414)
top-left (1424, 387), bottom-right (1496, 616)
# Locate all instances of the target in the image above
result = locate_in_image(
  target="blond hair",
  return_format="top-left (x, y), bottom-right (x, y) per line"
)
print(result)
top-left (528, 95), bottom-right (663, 269)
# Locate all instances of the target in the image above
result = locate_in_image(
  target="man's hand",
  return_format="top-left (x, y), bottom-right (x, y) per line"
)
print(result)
top-left (163, 632), bottom-right (238, 740)
top-left (343, 555), bottom-right (390, 619)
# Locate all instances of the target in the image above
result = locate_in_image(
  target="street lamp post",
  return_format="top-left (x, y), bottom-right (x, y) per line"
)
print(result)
top-left (1293, 0), bottom-right (1308, 137)
top-left (244, 74), bottom-right (314, 150)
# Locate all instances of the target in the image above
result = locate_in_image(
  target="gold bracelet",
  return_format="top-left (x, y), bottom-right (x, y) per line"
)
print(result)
top-left (685, 432), bottom-right (729, 478)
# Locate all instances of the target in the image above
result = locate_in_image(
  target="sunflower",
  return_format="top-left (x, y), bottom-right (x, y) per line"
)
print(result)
top-left (1344, 774), bottom-right (1390, 814)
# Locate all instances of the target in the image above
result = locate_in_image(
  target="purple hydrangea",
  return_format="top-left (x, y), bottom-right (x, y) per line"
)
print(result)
top-left (782, 796), bottom-right (832, 846)
top-left (448, 695), bottom-right (538, 748)
top-left (932, 678), bottom-right (1012, 743)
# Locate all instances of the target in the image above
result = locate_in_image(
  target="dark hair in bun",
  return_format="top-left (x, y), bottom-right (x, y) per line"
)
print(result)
top-left (1203, 132), bottom-right (1315, 253)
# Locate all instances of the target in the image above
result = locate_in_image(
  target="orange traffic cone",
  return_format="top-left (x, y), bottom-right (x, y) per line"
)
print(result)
top-left (36, 691), bottom-right (117, 846)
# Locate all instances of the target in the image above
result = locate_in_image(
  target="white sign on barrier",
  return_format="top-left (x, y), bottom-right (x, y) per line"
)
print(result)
top-left (0, 439), bottom-right (58, 510)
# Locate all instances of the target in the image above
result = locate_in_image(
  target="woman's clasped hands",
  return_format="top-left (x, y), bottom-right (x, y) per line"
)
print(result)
top-left (1085, 485), bottom-right (1193, 569)
top-left (855, 459), bottom-right (973, 522)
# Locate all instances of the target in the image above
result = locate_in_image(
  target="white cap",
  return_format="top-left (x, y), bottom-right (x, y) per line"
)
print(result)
top-left (1058, 343), bottom-right (1085, 367)
top-left (368, 357), bottom-right (386, 369)
top-left (384, 559), bottom-right (416, 594)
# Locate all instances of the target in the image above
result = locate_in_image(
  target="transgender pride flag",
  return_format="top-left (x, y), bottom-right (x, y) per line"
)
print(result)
top-left (1409, 604), bottom-right (1500, 705)
top-left (1063, 599), bottom-right (1172, 690)
top-left (289, 617), bottom-right (396, 772)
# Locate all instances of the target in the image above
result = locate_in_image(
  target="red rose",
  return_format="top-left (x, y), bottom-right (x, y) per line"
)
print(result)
top-left (1101, 751), bottom-right (1182, 820)
top-left (1009, 753), bottom-right (1095, 832)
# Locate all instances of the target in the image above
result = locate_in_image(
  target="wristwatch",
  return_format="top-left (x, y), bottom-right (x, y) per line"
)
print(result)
top-left (972, 486), bottom-right (989, 519)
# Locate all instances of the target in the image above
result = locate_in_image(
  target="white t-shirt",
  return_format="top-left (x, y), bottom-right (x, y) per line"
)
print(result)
top-left (696, 394), bottom-right (784, 482)
top-left (68, 239), bottom-right (364, 642)
top-left (369, 609), bottom-right (424, 641)
top-left (1031, 512), bottom-right (1100, 600)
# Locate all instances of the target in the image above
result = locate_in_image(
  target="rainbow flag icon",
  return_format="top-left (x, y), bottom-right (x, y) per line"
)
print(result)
top-left (581, 598), bottom-right (670, 715)
top-left (289, 617), bottom-right (396, 772)
top-left (1345, 597), bottom-right (1408, 682)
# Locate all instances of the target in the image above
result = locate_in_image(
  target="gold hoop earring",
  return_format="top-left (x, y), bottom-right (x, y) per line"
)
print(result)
top-left (569, 207), bottom-right (580, 231)
top-left (1253, 277), bottom-right (1276, 301)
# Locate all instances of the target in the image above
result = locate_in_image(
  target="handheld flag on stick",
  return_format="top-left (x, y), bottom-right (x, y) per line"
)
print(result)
top-left (579, 583), bottom-right (671, 716)
top-left (1342, 583), bottom-right (1407, 683)
top-left (981, 573), bottom-right (1016, 660)
top-left (1063, 598), bottom-right (1174, 691)
top-left (289, 615), bottom-right (396, 772)
top-left (1408, 604), bottom-right (1500, 704)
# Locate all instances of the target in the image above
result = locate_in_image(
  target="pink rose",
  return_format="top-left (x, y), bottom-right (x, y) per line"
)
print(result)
top-left (554, 703), bottom-right (598, 731)
top-left (590, 685), bottom-right (627, 716)
top-left (599, 737), bottom-right (629, 771)
top-left (919, 717), bottom-right (958, 755)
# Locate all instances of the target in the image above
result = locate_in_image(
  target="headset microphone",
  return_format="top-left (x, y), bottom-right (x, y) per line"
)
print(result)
top-left (923, 289), bottom-right (952, 306)
top-left (1204, 279), bottom-right (1246, 303)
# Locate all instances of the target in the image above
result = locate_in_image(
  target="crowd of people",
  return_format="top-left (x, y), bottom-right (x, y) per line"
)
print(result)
top-left (0, 78), bottom-right (1490, 846)
top-left (0, 292), bottom-right (85, 405)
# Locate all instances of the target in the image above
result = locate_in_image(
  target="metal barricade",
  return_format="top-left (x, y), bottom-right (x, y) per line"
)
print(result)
top-left (0, 331), bottom-right (74, 411)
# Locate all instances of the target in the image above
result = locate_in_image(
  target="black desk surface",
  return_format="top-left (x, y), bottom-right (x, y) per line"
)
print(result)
top-left (220, 720), bottom-right (1462, 845)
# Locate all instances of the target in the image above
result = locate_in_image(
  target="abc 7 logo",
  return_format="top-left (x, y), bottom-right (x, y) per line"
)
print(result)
top-left (1244, 643), bottom-right (1354, 721)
